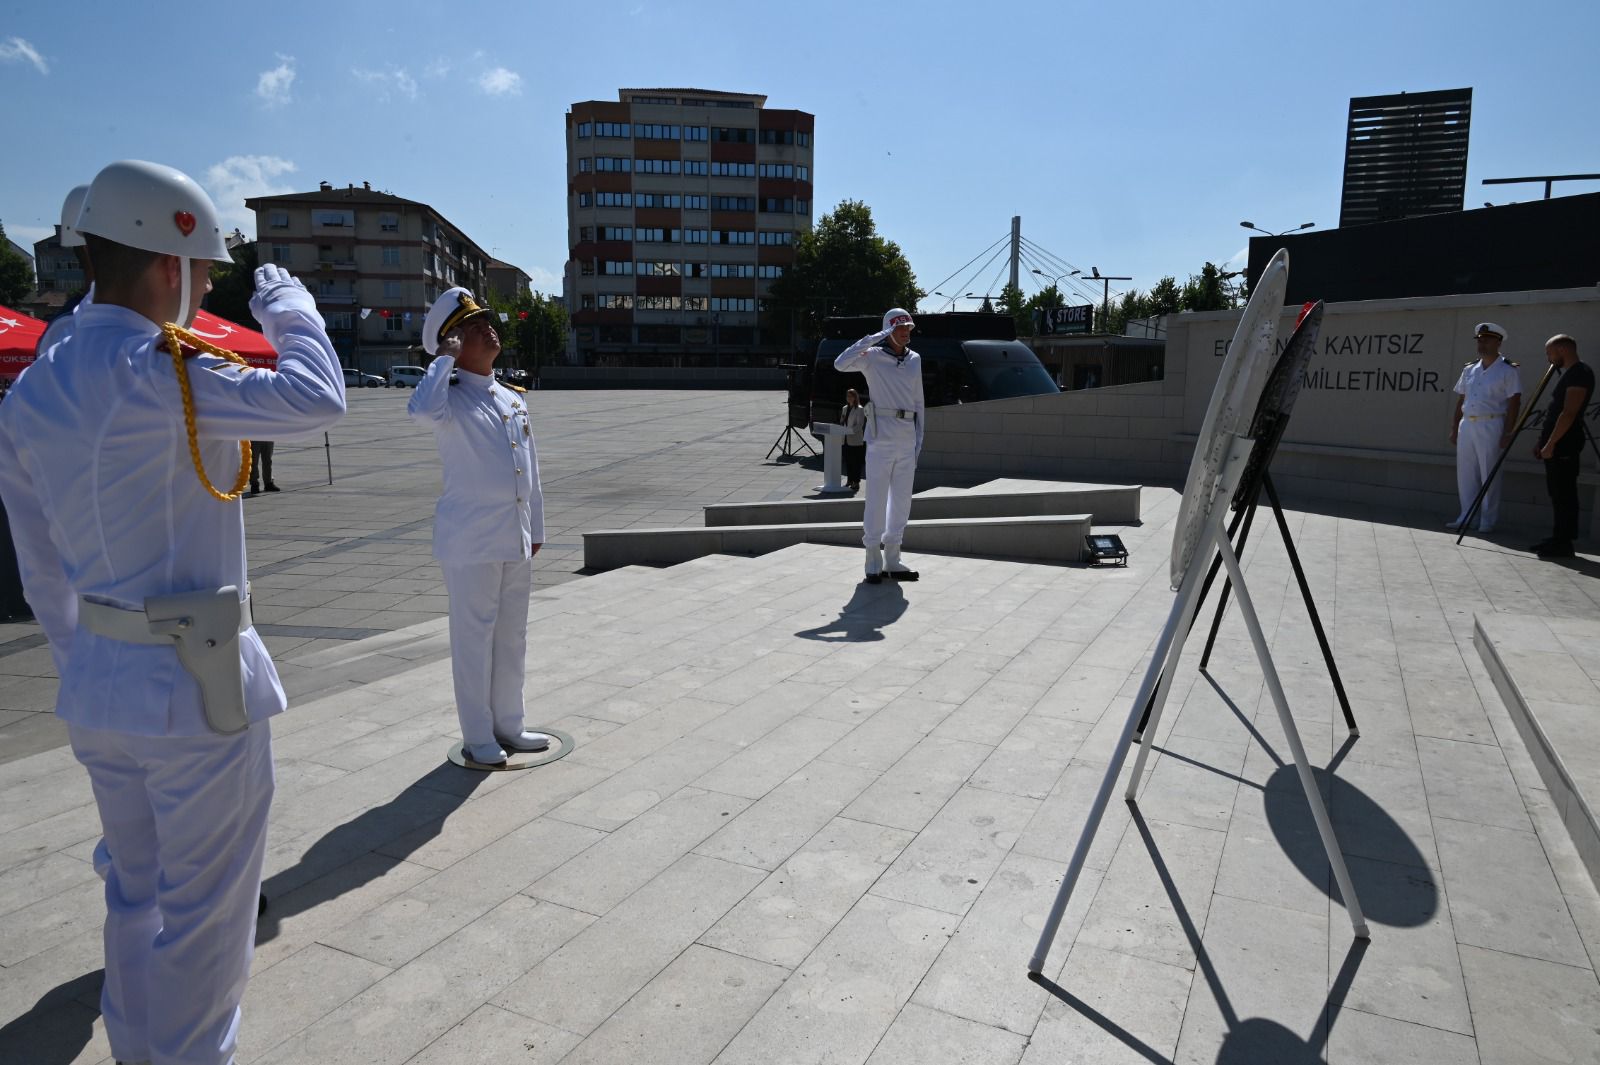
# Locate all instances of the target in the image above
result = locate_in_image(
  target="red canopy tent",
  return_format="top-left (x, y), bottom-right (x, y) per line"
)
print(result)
top-left (0, 304), bottom-right (47, 381)
top-left (0, 304), bottom-right (277, 379)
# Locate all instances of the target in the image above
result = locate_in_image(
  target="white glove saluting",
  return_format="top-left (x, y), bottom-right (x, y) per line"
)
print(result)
top-left (436, 333), bottom-right (462, 359)
top-left (249, 264), bottom-right (319, 325)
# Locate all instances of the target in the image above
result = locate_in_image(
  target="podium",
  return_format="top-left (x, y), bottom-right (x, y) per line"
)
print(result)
top-left (810, 422), bottom-right (853, 494)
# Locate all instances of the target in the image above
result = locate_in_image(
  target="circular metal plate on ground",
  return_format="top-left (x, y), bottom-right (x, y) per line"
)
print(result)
top-left (447, 728), bottom-right (575, 772)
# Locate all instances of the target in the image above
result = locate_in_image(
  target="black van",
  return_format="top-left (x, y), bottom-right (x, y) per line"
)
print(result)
top-left (804, 312), bottom-right (1060, 430)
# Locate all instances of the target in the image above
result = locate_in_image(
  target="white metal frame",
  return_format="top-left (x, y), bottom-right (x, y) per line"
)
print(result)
top-left (1028, 435), bottom-right (1369, 977)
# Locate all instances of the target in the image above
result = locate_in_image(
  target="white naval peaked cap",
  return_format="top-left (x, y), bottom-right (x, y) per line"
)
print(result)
top-left (883, 308), bottom-right (915, 332)
top-left (423, 286), bottom-right (494, 355)
top-left (75, 160), bottom-right (233, 262)
top-left (1474, 321), bottom-right (1507, 340)
top-left (59, 185), bottom-right (90, 248)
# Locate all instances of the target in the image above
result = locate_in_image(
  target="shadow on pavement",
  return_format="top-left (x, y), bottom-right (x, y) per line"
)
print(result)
top-left (0, 969), bottom-right (104, 1065)
top-left (795, 581), bottom-right (907, 642)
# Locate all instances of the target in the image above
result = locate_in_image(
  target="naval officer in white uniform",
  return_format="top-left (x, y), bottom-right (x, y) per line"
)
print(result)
top-left (410, 288), bottom-right (551, 766)
top-left (0, 160), bottom-right (346, 1065)
top-left (834, 308), bottom-right (926, 582)
top-left (1448, 321), bottom-right (1521, 533)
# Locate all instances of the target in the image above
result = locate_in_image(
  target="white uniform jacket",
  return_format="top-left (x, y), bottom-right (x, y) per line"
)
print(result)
top-left (407, 356), bottom-right (544, 563)
top-left (1453, 356), bottom-right (1521, 416)
top-left (0, 300), bottom-right (346, 736)
top-left (36, 285), bottom-right (94, 355)
top-left (833, 332), bottom-right (926, 453)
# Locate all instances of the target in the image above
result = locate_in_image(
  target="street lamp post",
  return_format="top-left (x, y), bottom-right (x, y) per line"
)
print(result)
top-left (1088, 267), bottom-right (1131, 333)
top-left (1029, 267), bottom-right (1081, 304)
top-left (932, 290), bottom-right (960, 312)
top-left (1239, 220), bottom-right (1315, 238)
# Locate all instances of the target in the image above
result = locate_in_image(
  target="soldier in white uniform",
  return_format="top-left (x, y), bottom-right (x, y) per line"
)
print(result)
top-left (410, 287), bottom-right (551, 766)
top-left (0, 160), bottom-right (346, 1065)
top-left (1448, 321), bottom-right (1521, 533)
top-left (834, 308), bottom-right (926, 583)
top-left (36, 183), bottom-right (93, 355)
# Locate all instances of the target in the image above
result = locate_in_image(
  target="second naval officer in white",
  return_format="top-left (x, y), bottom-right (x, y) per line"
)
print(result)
top-left (409, 288), bottom-right (551, 765)
top-left (1448, 321), bottom-right (1521, 533)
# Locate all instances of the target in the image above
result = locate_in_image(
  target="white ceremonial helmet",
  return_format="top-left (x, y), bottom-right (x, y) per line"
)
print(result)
top-left (58, 185), bottom-right (90, 248)
top-left (75, 160), bottom-right (233, 325)
top-left (883, 307), bottom-right (915, 332)
top-left (422, 286), bottom-right (494, 355)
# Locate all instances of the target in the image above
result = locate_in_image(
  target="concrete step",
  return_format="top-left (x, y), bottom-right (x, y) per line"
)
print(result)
top-left (584, 514), bottom-right (1094, 571)
top-left (1475, 612), bottom-right (1600, 892)
top-left (705, 481), bottom-right (1140, 527)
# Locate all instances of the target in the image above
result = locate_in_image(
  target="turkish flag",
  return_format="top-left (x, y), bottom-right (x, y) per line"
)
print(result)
top-left (188, 309), bottom-right (278, 369)
top-left (0, 304), bottom-right (48, 381)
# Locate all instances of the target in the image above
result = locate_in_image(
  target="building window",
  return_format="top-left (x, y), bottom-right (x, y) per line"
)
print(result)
top-left (757, 163), bottom-right (794, 179)
top-left (682, 296), bottom-right (707, 311)
top-left (634, 193), bottom-right (680, 208)
top-left (709, 263), bottom-right (755, 278)
top-left (597, 225), bottom-right (632, 241)
top-left (595, 121), bottom-right (630, 137)
top-left (710, 162), bottom-right (755, 178)
top-left (384, 315), bottom-right (404, 332)
top-left (757, 231), bottom-right (794, 246)
top-left (597, 293), bottom-right (634, 309)
top-left (327, 312), bottom-right (354, 330)
top-left (601, 260), bottom-right (633, 275)
top-left (711, 230), bottom-right (754, 245)
top-left (578, 226), bottom-right (595, 242)
top-left (271, 244), bottom-right (291, 262)
top-left (683, 160), bottom-right (708, 176)
top-left (382, 246), bottom-right (401, 266)
top-left (636, 295), bottom-right (683, 310)
top-left (379, 212), bottom-right (399, 232)
top-left (683, 194), bottom-right (708, 210)
top-left (796, 199), bottom-right (809, 214)
top-left (579, 259), bottom-right (595, 276)
top-left (384, 281), bottom-right (401, 299)
top-left (637, 261), bottom-right (681, 276)
top-left (757, 264), bottom-right (784, 279)
top-left (712, 127), bottom-right (754, 143)
top-left (595, 191), bottom-right (632, 207)
top-left (594, 157), bottom-right (632, 172)
top-left (797, 131), bottom-right (810, 147)
top-left (711, 195), bottom-right (755, 211)
top-left (577, 192), bottom-right (591, 207)
top-left (576, 121), bottom-right (593, 138)
top-left (759, 197), bottom-right (794, 213)
top-left (797, 166), bottom-right (809, 182)
top-left (710, 297), bottom-right (755, 312)
top-left (684, 262), bottom-right (709, 278)
top-left (682, 126), bottom-right (708, 142)
top-left (634, 123), bottom-right (679, 140)
top-left (268, 210), bottom-right (289, 229)
top-left (577, 158), bottom-right (592, 173)
top-left (682, 229), bottom-right (708, 244)
top-left (314, 209), bottom-right (354, 228)
top-left (635, 227), bottom-right (671, 243)
top-left (581, 294), bottom-right (595, 309)
top-left (758, 129), bottom-right (795, 145)
top-left (633, 158), bottom-right (681, 175)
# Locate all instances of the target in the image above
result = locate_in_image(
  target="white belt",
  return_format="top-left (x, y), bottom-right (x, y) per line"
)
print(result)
top-left (876, 407), bottom-right (917, 420)
top-left (1464, 413), bottom-right (1505, 422)
top-left (79, 594), bottom-right (253, 644)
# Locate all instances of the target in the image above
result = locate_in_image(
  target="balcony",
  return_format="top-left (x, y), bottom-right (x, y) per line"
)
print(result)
top-left (315, 293), bottom-right (357, 305)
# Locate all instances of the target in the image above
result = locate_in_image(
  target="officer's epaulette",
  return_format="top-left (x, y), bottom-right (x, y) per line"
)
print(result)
top-left (507, 384), bottom-right (528, 393)
top-left (1508, 360), bottom-right (1520, 368)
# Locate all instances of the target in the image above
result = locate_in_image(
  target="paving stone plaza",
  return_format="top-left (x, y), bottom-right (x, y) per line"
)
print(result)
top-left (2, 388), bottom-right (1598, 1064)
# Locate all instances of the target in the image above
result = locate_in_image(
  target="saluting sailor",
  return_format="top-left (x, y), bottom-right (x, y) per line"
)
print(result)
top-left (834, 308), bottom-right (926, 583)
top-left (410, 288), bottom-right (551, 766)
top-left (1448, 321), bottom-right (1521, 533)
top-left (0, 160), bottom-right (346, 1065)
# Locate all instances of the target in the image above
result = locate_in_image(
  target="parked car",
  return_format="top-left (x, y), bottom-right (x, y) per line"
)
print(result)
top-left (342, 367), bottom-right (385, 388)
top-left (495, 367), bottom-right (530, 387)
top-left (388, 366), bottom-right (426, 388)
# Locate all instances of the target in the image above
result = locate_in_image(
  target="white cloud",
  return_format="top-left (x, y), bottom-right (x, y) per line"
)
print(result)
top-left (424, 58), bottom-right (451, 80)
top-left (353, 66), bottom-right (418, 102)
top-left (203, 155), bottom-right (300, 236)
top-left (477, 67), bottom-right (522, 97)
top-left (0, 36), bottom-right (48, 74)
top-left (256, 55), bottom-right (295, 107)
top-left (525, 266), bottom-right (561, 292)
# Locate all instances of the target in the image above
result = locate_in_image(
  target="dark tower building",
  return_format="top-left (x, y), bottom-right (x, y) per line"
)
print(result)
top-left (1339, 88), bottom-right (1472, 228)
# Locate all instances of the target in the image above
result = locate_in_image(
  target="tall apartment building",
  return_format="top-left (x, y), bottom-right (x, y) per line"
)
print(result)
top-left (244, 182), bottom-right (495, 370)
top-left (566, 88), bottom-right (815, 366)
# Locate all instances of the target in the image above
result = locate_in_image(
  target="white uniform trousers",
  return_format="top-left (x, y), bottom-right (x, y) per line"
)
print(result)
top-left (441, 559), bottom-right (532, 747)
top-left (863, 420), bottom-right (918, 549)
top-left (68, 720), bottom-right (274, 1065)
top-left (1455, 417), bottom-right (1506, 528)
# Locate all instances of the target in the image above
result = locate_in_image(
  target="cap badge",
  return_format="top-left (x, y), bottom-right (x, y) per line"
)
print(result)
top-left (174, 211), bottom-right (196, 237)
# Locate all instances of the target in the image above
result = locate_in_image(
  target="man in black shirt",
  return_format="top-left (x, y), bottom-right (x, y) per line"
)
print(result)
top-left (1531, 334), bottom-right (1593, 558)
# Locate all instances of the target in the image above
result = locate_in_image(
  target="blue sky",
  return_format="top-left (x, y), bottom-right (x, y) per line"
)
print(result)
top-left (3, 0), bottom-right (1596, 311)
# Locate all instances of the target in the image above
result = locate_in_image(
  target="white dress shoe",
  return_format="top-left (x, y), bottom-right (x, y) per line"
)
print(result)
top-left (497, 730), bottom-right (552, 752)
top-left (884, 544), bottom-right (919, 581)
top-left (464, 741), bottom-right (508, 765)
top-left (864, 543), bottom-right (884, 583)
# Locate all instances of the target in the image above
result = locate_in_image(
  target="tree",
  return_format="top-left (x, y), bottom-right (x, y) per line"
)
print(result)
top-left (1103, 289), bottom-right (1153, 336)
top-left (1179, 262), bottom-right (1231, 312)
top-left (204, 242), bottom-right (259, 325)
top-left (765, 199), bottom-right (920, 340)
top-left (1146, 276), bottom-right (1182, 318)
top-left (997, 281), bottom-right (1030, 337)
top-left (488, 288), bottom-right (569, 375)
top-left (0, 221), bottom-right (35, 306)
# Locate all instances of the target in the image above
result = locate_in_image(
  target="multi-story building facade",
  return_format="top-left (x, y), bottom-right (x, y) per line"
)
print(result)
top-left (565, 88), bottom-right (814, 366)
top-left (30, 229), bottom-right (77, 295)
top-left (244, 182), bottom-right (495, 371)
